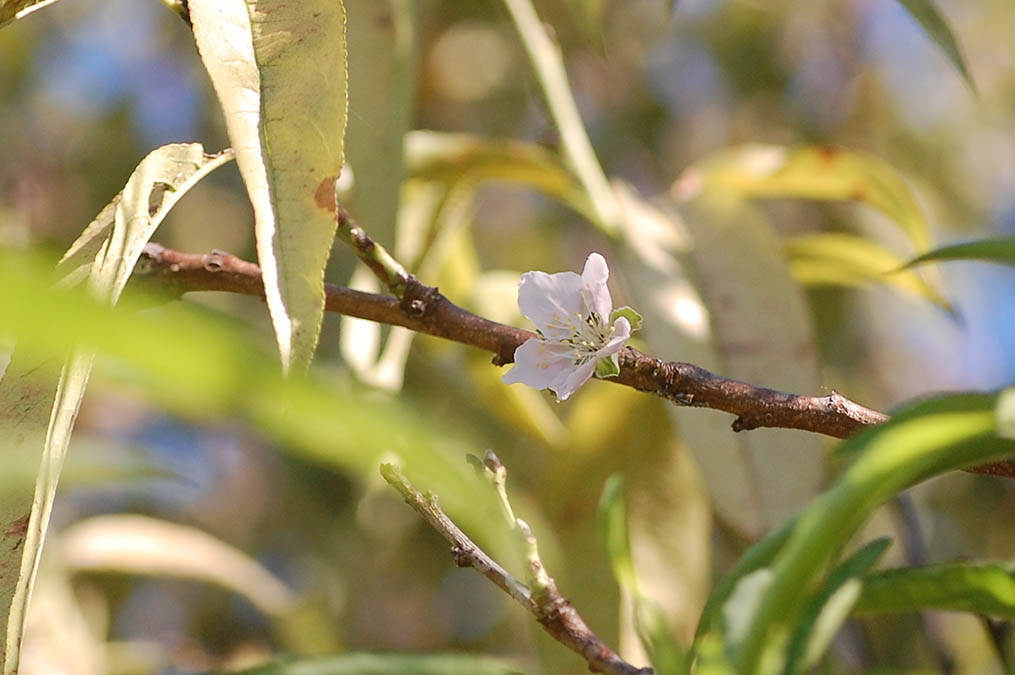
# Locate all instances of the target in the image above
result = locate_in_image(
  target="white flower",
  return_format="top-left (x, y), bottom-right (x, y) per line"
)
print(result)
top-left (502, 253), bottom-right (633, 401)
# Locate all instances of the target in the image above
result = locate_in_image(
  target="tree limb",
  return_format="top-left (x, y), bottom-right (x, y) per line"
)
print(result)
top-left (133, 243), bottom-right (1015, 479)
top-left (381, 462), bottom-right (652, 675)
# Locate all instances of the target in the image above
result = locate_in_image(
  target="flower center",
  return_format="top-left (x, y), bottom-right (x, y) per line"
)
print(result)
top-left (543, 288), bottom-right (612, 365)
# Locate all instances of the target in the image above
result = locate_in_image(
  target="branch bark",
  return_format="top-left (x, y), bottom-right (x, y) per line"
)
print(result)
top-left (381, 463), bottom-right (652, 675)
top-left (133, 243), bottom-right (1015, 479)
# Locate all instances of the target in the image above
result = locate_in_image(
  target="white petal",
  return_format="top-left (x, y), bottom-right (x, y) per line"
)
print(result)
top-left (502, 338), bottom-right (577, 390)
top-left (581, 253), bottom-right (613, 320)
top-left (553, 358), bottom-right (598, 401)
top-left (517, 269), bottom-right (585, 339)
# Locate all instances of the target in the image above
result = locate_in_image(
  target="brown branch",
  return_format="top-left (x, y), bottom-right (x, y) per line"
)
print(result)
top-left (380, 463), bottom-right (652, 675)
top-left (133, 243), bottom-right (1015, 479)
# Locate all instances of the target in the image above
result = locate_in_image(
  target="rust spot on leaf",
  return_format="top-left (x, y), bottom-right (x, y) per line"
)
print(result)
top-left (314, 176), bottom-right (338, 210)
top-left (851, 184), bottom-right (867, 201)
top-left (817, 146), bottom-right (838, 164)
top-left (4, 513), bottom-right (29, 540)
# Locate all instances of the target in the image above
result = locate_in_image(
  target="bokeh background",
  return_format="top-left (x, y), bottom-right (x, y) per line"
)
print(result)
top-left (1, 0), bottom-right (1013, 673)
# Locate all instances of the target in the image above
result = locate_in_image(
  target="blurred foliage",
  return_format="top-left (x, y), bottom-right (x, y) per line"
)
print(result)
top-left (1, 0), bottom-right (1013, 674)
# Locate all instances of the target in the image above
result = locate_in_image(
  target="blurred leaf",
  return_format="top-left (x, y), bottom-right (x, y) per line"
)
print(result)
top-left (217, 652), bottom-right (526, 675)
top-left (676, 144), bottom-right (932, 251)
top-left (567, 0), bottom-right (606, 41)
top-left (721, 568), bottom-right (773, 648)
top-left (686, 519), bottom-right (794, 671)
top-left (190, 0), bottom-right (348, 372)
top-left (785, 233), bottom-right (952, 312)
top-left (501, 0), bottom-right (624, 233)
top-left (783, 537), bottom-right (892, 673)
top-left (598, 476), bottom-right (686, 675)
top-left (647, 192), bottom-right (825, 540)
top-left (0, 253), bottom-right (502, 557)
top-left (60, 514), bottom-right (297, 617)
top-left (339, 0), bottom-right (418, 388)
top-left (404, 132), bottom-right (594, 221)
top-left (903, 237), bottom-right (1015, 268)
top-left (734, 390), bottom-right (1015, 672)
top-left (895, 0), bottom-right (976, 92)
top-left (344, 0), bottom-right (417, 250)
top-left (0, 0), bottom-right (60, 28)
top-left (854, 562), bottom-right (1015, 619)
top-left (0, 143), bottom-right (229, 675)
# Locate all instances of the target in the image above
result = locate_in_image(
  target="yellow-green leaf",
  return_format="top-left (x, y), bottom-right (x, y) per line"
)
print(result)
top-left (404, 131), bottom-right (595, 222)
top-left (676, 144), bottom-right (932, 251)
top-left (0, 143), bottom-right (230, 675)
top-left (190, 0), bottom-right (348, 372)
top-left (785, 232), bottom-right (952, 312)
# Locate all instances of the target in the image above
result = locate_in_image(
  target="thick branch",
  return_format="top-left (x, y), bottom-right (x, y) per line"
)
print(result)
top-left (133, 243), bottom-right (1015, 479)
top-left (380, 463), bottom-right (651, 675)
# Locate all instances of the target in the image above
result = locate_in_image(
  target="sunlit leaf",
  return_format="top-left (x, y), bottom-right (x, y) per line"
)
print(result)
top-left (784, 537), bottom-right (892, 673)
top-left (60, 514), bottom-right (297, 617)
top-left (190, 0), bottom-right (348, 372)
top-left (895, 0), bottom-right (976, 92)
top-left (854, 562), bottom-right (1015, 618)
top-left (903, 237), bottom-right (1015, 269)
top-left (675, 144), bottom-right (932, 251)
top-left (216, 652), bottom-right (526, 675)
top-left (785, 232), bottom-right (952, 313)
top-left (404, 131), bottom-right (595, 221)
top-left (733, 390), bottom-right (1015, 672)
top-left (0, 143), bottom-right (230, 675)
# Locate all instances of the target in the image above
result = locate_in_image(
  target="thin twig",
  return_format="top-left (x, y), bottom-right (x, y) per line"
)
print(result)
top-left (380, 463), bottom-right (652, 675)
top-left (132, 243), bottom-right (1015, 479)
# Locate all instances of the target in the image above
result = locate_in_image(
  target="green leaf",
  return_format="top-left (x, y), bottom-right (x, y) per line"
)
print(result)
top-left (903, 237), bottom-right (1015, 269)
top-left (0, 251), bottom-right (504, 572)
top-left (783, 537), bottom-right (892, 673)
top-left (677, 144), bottom-right (933, 251)
top-left (0, 0), bottom-right (60, 28)
top-left (895, 0), bottom-right (976, 93)
top-left (190, 0), bottom-right (348, 372)
top-left (611, 306), bottom-right (643, 332)
top-left (404, 131), bottom-right (595, 221)
top-left (721, 568), bottom-right (774, 649)
top-left (337, 0), bottom-right (419, 389)
top-left (0, 143), bottom-right (231, 675)
top-left (215, 652), bottom-right (526, 675)
top-left (687, 519), bottom-right (794, 669)
top-left (854, 562), bottom-right (1015, 618)
top-left (785, 232), bottom-right (952, 313)
top-left (734, 390), bottom-right (1015, 672)
top-left (598, 476), bottom-right (686, 675)
top-left (595, 355), bottom-right (621, 379)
